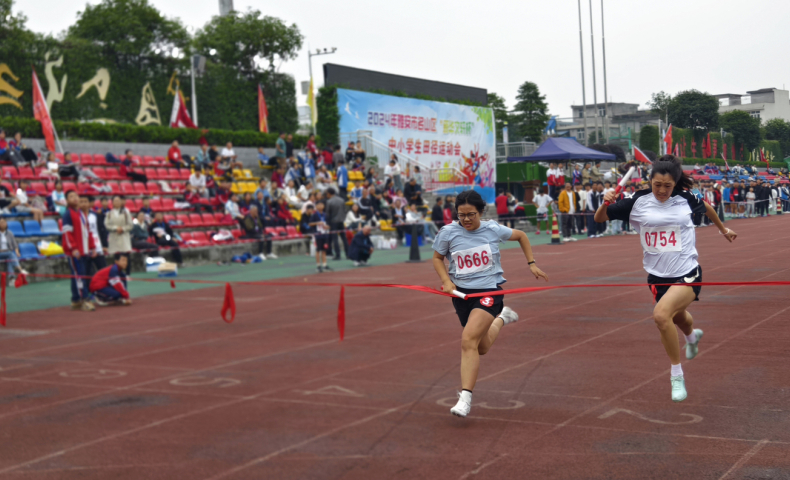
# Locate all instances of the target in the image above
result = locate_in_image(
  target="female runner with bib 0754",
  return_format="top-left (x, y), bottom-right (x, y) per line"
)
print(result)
top-left (432, 190), bottom-right (549, 417)
top-left (595, 155), bottom-right (737, 402)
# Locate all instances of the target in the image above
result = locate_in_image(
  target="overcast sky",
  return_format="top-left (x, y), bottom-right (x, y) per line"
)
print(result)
top-left (19, 0), bottom-right (790, 118)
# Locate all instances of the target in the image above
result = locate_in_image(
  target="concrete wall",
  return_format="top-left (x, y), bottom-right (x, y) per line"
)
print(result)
top-left (21, 138), bottom-right (277, 170)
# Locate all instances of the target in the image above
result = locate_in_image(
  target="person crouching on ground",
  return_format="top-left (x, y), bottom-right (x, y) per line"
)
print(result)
top-left (349, 225), bottom-right (374, 267)
top-left (90, 254), bottom-right (131, 306)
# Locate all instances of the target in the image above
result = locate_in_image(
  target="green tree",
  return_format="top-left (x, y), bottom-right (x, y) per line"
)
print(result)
top-left (720, 110), bottom-right (761, 151)
top-left (487, 92), bottom-right (508, 142)
top-left (512, 81), bottom-right (549, 143)
top-left (667, 90), bottom-right (719, 131)
top-left (194, 9), bottom-right (303, 76)
top-left (639, 125), bottom-right (659, 153)
top-left (647, 91), bottom-right (672, 122)
top-left (764, 118), bottom-right (790, 158)
top-left (67, 0), bottom-right (189, 62)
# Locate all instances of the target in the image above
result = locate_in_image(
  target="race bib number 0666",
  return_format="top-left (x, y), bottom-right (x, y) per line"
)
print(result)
top-left (640, 225), bottom-right (682, 253)
top-left (452, 244), bottom-right (493, 276)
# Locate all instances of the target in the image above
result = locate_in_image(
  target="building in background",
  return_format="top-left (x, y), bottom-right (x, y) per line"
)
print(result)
top-left (716, 88), bottom-right (790, 123)
top-left (297, 106), bottom-right (311, 135)
top-left (553, 102), bottom-right (659, 145)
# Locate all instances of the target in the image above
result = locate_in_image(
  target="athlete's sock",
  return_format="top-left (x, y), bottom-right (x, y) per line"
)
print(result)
top-left (685, 331), bottom-right (698, 344)
top-left (670, 363), bottom-right (684, 377)
top-left (460, 389), bottom-right (472, 403)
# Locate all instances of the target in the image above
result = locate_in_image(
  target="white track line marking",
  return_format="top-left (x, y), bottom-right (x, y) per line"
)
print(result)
top-left (718, 439), bottom-right (770, 480)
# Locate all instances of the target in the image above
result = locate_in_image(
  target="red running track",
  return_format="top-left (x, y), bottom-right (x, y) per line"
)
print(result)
top-left (0, 215), bottom-right (789, 479)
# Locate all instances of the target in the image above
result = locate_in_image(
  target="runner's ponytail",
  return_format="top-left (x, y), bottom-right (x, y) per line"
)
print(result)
top-left (652, 155), bottom-right (693, 191)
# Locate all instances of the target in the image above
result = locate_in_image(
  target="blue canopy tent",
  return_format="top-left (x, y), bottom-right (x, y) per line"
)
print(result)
top-left (507, 138), bottom-right (616, 162)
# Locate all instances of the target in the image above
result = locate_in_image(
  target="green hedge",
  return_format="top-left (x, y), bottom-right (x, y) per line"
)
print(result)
top-left (680, 157), bottom-right (784, 169)
top-left (639, 125), bottom-right (659, 152)
top-left (670, 127), bottom-right (782, 162)
top-left (0, 115), bottom-right (315, 148)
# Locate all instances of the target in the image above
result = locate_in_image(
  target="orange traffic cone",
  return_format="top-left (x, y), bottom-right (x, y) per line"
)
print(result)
top-left (550, 211), bottom-right (562, 245)
top-left (778, 198), bottom-right (784, 215)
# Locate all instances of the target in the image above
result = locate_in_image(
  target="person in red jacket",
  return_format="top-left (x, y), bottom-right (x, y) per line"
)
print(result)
top-left (167, 140), bottom-right (190, 169)
top-left (495, 190), bottom-right (512, 227)
top-left (61, 190), bottom-right (97, 311)
top-left (90, 254), bottom-right (131, 306)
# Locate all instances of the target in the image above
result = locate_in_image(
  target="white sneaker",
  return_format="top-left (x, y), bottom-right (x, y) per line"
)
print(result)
top-left (498, 306), bottom-right (518, 325)
top-left (450, 391), bottom-right (472, 417)
top-left (568, 237), bottom-right (577, 242)
top-left (258, 253), bottom-right (268, 260)
top-left (93, 297), bottom-right (109, 307)
top-left (19, 268), bottom-right (28, 275)
top-left (267, 253), bottom-right (278, 259)
top-left (562, 237), bottom-right (571, 242)
top-left (353, 261), bottom-right (361, 267)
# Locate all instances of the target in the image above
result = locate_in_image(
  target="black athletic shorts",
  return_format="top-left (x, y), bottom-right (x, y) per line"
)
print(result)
top-left (536, 212), bottom-right (548, 221)
top-left (0, 199), bottom-right (11, 209)
top-left (452, 286), bottom-right (504, 328)
top-left (648, 265), bottom-right (702, 303)
top-left (315, 235), bottom-right (332, 254)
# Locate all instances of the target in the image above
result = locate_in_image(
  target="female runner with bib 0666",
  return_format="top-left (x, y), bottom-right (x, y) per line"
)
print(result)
top-left (595, 155), bottom-right (737, 402)
top-left (432, 190), bottom-right (549, 417)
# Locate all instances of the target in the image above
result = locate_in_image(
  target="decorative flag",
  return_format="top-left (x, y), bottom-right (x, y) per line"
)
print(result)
top-left (673, 142), bottom-right (680, 157)
top-left (169, 87), bottom-right (197, 129)
top-left (705, 132), bottom-right (712, 159)
top-left (663, 124), bottom-right (673, 157)
top-left (306, 77), bottom-right (317, 127)
top-left (257, 84), bottom-right (269, 133)
top-left (760, 147), bottom-right (769, 166)
top-left (32, 69), bottom-right (59, 152)
top-left (633, 145), bottom-right (652, 164)
top-left (722, 147), bottom-right (730, 172)
top-left (660, 128), bottom-right (666, 155)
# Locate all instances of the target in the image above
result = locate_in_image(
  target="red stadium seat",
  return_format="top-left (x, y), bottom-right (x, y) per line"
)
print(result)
top-left (124, 199), bottom-right (135, 211)
top-left (30, 182), bottom-right (47, 196)
top-left (133, 182), bottom-right (147, 195)
top-left (107, 182), bottom-right (121, 194)
top-left (132, 199), bottom-right (143, 211)
top-left (130, 156), bottom-right (142, 165)
top-left (17, 166), bottom-right (35, 179)
top-left (179, 169), bottom-right (191, 180)
top-left (163, 214), bottom-right (175, 224)
top-left (286, 225), bottom-right (302, 239)
top-left (230, 228), bottom-right (243, 239)
top-left (154, 156), bottom-right (166, 164)
top-left (264, 227), bottom-right (277, 237)
top-left (213, 212), bottom-right (231, 225)
top-left (93, 154), bottom-right (105, 165)
top-left (142, 156), bottom-right (155, 166)
top-left (120, 182), bottom-right (135, 195)
top-left (188, 213), bottom-right (204, 226)
top-left (46, 182), bottom-right (55, 194)
top-left (93, 199), bottom-right (101, 210)
top-left (80, 153), bottom-right (92, 164)
top-left (201, 213), bottom-right (217, 227)
top-left (144, 168), bottom-right (159, 180)
top-left (192, 231), bottom-right (211, 246)
top-left (146, 182), bottom-right (161, 195)
top-left (2, 166), bottom-right (18, 179)
top-left (105, 168), bottom-right (122, 180)
top-left (179, 231), bottom-right (195, 246)
top-left (92, 167), bottom-right (107, 179)
top-left (54, 153), bottom-right (64, 162)
top-left (160, 197), bottom-right (175, 211)
top-left (62, 181), bottom-right (77, 192)
top-left (175, 214), bottom-right (191, 227)
top-left (150, 198), bottom-right (163, 211)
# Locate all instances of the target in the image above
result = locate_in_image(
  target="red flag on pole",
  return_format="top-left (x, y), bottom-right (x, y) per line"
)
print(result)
top-left (663, 124), bottom-right (673, 156)
top-left (722, 147), bottom-right (730, 172)
top-left (673, 142), bottom-right (680, 157)
top-left (258, 84), bottom-right (269, 133)
top-left (32, 69), bottom-right (57, 152)
top-left (633, 145), bottom-right (653, 165)
top-left (759, 147), bottom-right (769, 167)
top-left (169, 88), bottom-right (197, 129)
top-left (705, 132), bottom-right (712, 159)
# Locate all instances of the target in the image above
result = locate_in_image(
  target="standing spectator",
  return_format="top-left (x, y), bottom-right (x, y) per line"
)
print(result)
top-left (271, 165), bottom-right (286, 190)
top-left (332, 145), bottom-right (344, 170)
top-left (495, 190), bottom-right (510, 227)
top-left (62, 190), bottom-right (96, 311)
top-left (336, 160), bottom-right (349, 199)
top-left (746, 187), bottom-right (756, 217)
top-left (117, 150), bottom-right (148, 183)
top-left (284, 159), bottom-right (303, 187)
top-left (79, 196), bottom-right (107, 275)
top-left (303, 151), bottom-right (316, 182)
top-left (590, 161), bottom-right (604, 184)
top-left (285, 134), bottom-right (294, 159)
top-left (0, 218), bottom-right (26, 285)
top-left (444, 195), bottom-right (457, 224)
top-left (105, 196), bottom-right (133, 270)
top-left (275, 132), bottom-right (287, 166)
top-left (349, 225), bottom-right (374, 267)
top-left (325, 188), bottom-right (348, 260)
top-left (431, 197), bottom-right (445, 230)
top-left (89, 254), bottom-right (131, 306)
top-left (308, 202), bottom-right (333, 272)
top-left (306, 134), bottom-right (318, 157)
top-left (583, 183), bottom-right (599, 237)
top-left (131, 212), bottom-right (159, 254)
top-left (546, 162), bottom-right (559, 200)
top-left (533, 188), bottom-right (551, 235)
top-left (385, 156), bottom-right (403, 191)
top-left (582, 162), bottom-right (592, 185)
top-left (572, 164), bottom-right (582, 186)
top-left (403, 177), bottom-right (424, 206)
top-left (49, 181), bottom-right (66, 215)
top-left (195, 143), bottom-right (211, 169)
top-left (149, 212), bottom-right (183, 265)
top-left (345, 141), bottom-right (356, 163)
top-left (558, 182), bottom-right (578, 242)
top-left (573, 183), bottom-right (586, 234)
top-left (167, 140), bottom-right (189, 169)
top-left (321, 143), bottom-right (334, 169)
top-left (241, 205), bottom-right (275, 260)
top-left (93, 196), bottom-right (111, 249)
top-left (15, 180), bottom-right (44, 223)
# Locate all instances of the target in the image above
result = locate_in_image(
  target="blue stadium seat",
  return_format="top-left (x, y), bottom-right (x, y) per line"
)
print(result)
top-left (7, 220), bottom-right (26, 238)
top-left (22, 220), bottom-right (43, 237)
top-left (18, 243), bottom-right (40, 260)
top-left (41, 219), bottom-right (61, 235)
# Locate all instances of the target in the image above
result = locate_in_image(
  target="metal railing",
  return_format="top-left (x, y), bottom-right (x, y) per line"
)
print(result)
top-left (496, 142), bottom-right (537, 162)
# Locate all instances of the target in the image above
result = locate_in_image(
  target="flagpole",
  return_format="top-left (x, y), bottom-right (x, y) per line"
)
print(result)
top-left (588, 0), bottom-right (600, 145)
top-left (577, 0), bottom-right (589, 146)
top-left (190, 55), bottom-right (198, 127)
top-left (600, 0), bottom-right (610, 143)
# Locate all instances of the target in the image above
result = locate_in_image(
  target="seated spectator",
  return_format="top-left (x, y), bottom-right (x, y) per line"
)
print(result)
top-left (149, 212), bottom-right (183, 265)
top-left (285, 159), bottom-right (303, 187)
top-left (254, 178), bottom-right (271, 201)
top-left (239, 192), bottom-right (254, 215)
top-left (195, 143), bottom-right (211, 169)
top-left (114, 149), bottom-right (148, 183)
top-left (15, 179), bottom-right (44, 223)
top-left (252, 191), bottom-right (274, 226)
top-left (0, 218), bottom-right (27, 285)
top-left (349, 182), bottom-right (363, 202)
top-left (344, 203), bottom-right (366, 231)
top-left (214, 180), bottom-right (232, 207)
top-left (8, 132), bottom-right (39, 166)
top-left (358, 188), bottom-right (373, 219)
top-left (0, 181), bottom-right (19, 213)
top-left (285, 134), bottom-right (295, 160)
top-left (315, 164), bottom-right (331, 192)
top-left (297, 181), bottom-right (313, 205)
top-left (385, 156), bottom-right (403, 191)
top-left (351, 156), bottom-right (364, 171)
top-left (274, 196), bottom-right (296, 226)
top-left (366, 167), bottom-right (379, 187)
top-left (331, 144), bottom-right (344, 170)
top-left (300, 192), bottom-right (316, 215)
top-left (189, 168), bottom-right (208, 197)
top-left (348, 226), bottom-right (374, 267)
top-left (404, 177), bottom-right (424, 206)
top-left (131, 212), bottom-right (159, 254)
top-left (406, 203), bottom-right (438, 241)
top-left (184, 185), bottom-right (207, 213)
top-left (89, 254), bottom-right (131, 306)
top-left (167, 140), bottom-right (190, 169)
top-left (59, 152), bottom-right (105, 184)
top-left (306, 202), bottom-right (332, 273)
top-left (0, 128), bottom-right (25, 168)
top-left (306, 134), bottom-right (318, 158)
top-left (240, 205), bottom-right (275, 260)
top-left (217, 141), bottom-right (244, 174)
top-left (345, 141), bottom-right (355, 163)
top-left (258, 146), bottom-right (274, 167)
top-left (284, 180), bottom-right (301, 208)
top-left (303, 151), bottom-right (316, 182)
top-left (138, 197), bottom-right (154, 219)
top-left (271, 165), bottom-right (286, 190)
top-left (208, 144), bottom-right (220, 164)
top-left (225, 192), bottom-right (244, 224)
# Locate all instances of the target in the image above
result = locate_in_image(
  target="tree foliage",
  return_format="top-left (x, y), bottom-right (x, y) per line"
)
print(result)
top-left (606, 144), bottom-right (626, 162)
top-left (647, 91), bottom-right (672, 122)
top-left (764, 118), bottom-right (790, 158)
top-left (512, 81), bottom-right (549, 143)
top-left (720, 110), bottom-right (761, 151)
top-left (194, 9), bottom-right (303, 76)
top-left (639, 125), bottom-right (659, 153)
top-left (667, 90), bottom-right (719, 131)
top-left (486, 92), bottom-right (508, 142)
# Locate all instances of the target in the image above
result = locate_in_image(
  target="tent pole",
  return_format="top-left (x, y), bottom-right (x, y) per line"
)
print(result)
top-left (577, 0), bottom-right (589, 146)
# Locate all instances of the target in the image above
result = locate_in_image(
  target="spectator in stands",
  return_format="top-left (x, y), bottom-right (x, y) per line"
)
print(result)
top-left (241, 205), bottom-right (275, 260)
top-left (252, 191), bottom-right (275, 226)
top-left (256, 146), bottom-right (271, 167)
top-left (0, 181), bottom-right (18, 213)
top-left (345, 203), bottom-right (370, 231)
top-left (217, 142), bottom-right (244, 174)
top-left (349, 182), bottom-right (363, 203)
top-left (332, 145), bottom-right (344, 169)
top-left (116, 149), bottom-right (148, 183)
top-left (0, 128), bottom-right (25, 168)
top-left (60, 152), bottom-right (104, 184)
top-left (285, 134), bottom-right (295, 160)
top-left (358, 187), bottom-right (374, 220)
top-left (385, 156), bottom-right (403, 191)
top-left (354, 140), bottom-right (367, 163)
top-left (349, 225), bottom-right (374, 267)
top-left (366, 167), bottom-right (378, 186)
top-left (252, 178), bottom-right (270, 201)
top-left (208, 144), bottom-right (220, 164)
top-left (271, 165), bottom-right (286, 190)
top-left (89, 254), bottom-right (131, 306)
top-left (345, 141), bottom-right (355, 163)
top-left (406, 203), bottom-right (438, 241)
top-left (149, 212), bottom-right (183, 265)
top-left (284, 180), bottom-right (302, 208)
top-left (62, 190), bottom-right (96, 311)
top-left (9, 132), bottom-right (38, 166)
top-left (315, 165), bottom-right (331, 193)
top-left (131, 212), bottom-right (158, 254)
top-left (431, 197), bottom-right (445, 230)
top-left (79, 196), bottom-right (107, 275)
top-left (189, 168), bottom-right (208, 197)
top-left (14, 180), bottom-right (44, 223)
top-left (404, 177), bottom-right (424, 207)
top-left (558, 182), bottom-right (578, 242)
top-left (306, 134), bottom-right (318, 157)
top-left (49, 181), bottom-right (66, 215)
top-left (105, 196), bottom-right (133, 268)
top-left (0, 218), bottom-right (26, 285)
top-left (303, 151), bottom-right (317, 182)
top-left (92, 196), bottom-right (110, 249)
top-left (336, 159), bottom-right (349, 199)
top-left (238, 192), bottom-right (254, 215)
top-left (167, 140), bottom-right (189, 169)
top-left (225, 193), bottom-right (244, 224)
top-left (274, 196), bottom-right (296, 226)
top-left (285, 159), bottom-right (303, 187)
top-left (324, 188), bottom-right (348, 261)
top-left (195, 143), bottom-right (211, 168)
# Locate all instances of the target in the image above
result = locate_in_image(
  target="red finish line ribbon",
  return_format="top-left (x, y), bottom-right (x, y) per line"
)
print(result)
top-left (337, 286), bottom-right (345, 341)
top-left (0, 272), bottom-right (5, 327)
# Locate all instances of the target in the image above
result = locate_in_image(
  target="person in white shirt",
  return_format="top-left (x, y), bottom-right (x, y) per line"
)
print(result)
top-left (575, 183), bottom-right (587, 235)
top-left (315, 165), bottom-right (332, 192)
top-left (219, 142), bottom-right (244, 171)
top-left (297, 182), bottom-right (313, 204)
top-left (188, 169), bottom-right (208, 197)
top-left (225, 193), bottom-right (243, 221)
top-left (15, 180), bottom-right (44, 223)
top-left (384, 156), bottom-right (403, 190)
top-left (406, 203), bottom-right (438, 241)
top-left (79, 196), bottom-right (107, 274)
top-left (533, 189), bottom-right (551, 234)
top-left (284, 180), bottom-right (301, 208)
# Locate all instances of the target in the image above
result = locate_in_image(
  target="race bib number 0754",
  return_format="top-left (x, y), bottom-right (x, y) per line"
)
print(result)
top-left (452, 244), bottom-right (493, 276)
top-left (640, 225), bottom-right (682, 253)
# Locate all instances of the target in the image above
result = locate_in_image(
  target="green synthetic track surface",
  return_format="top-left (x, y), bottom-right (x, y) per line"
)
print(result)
top-left (8, 230), bottom-right (581, 314)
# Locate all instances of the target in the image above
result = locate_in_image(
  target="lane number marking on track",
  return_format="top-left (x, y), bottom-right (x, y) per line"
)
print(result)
top-left (598, 408), bottom-right (703, 425)
top-left (436, 397), bottom-right (525, 410)
top-left (59, 369), bottom-right (127, 380)
top-left (295, 385), bottom-right (364, 397)
top-left (169, 376), bottom-right (241, 388)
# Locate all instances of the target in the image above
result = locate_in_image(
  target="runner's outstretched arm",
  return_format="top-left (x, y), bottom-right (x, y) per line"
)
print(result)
top-left (508, 230), bottom-right (549, 281)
